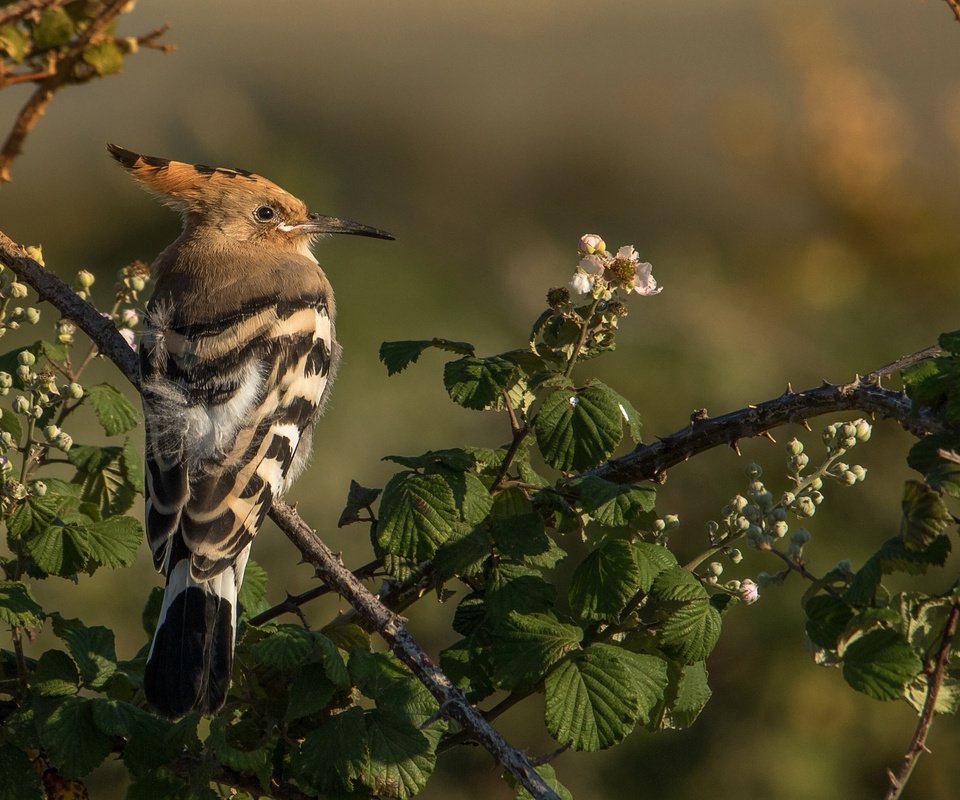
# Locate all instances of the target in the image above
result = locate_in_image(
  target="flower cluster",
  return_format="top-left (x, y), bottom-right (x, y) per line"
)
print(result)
top-left (0, 245), bottom-right (43, 339)
top-left (74, 260), bottom-right (150, 351)
top-left (568, 234), bottom-right (662, 300)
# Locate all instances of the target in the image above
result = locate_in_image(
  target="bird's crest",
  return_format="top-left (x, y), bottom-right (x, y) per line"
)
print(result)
top-left (107, 143), bottom-right (294, 209)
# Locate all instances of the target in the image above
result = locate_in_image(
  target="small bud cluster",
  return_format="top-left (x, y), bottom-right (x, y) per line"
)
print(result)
top-left (651, 513), bottom-right (680, 545)
top-left (0, 246), bottom-right (44, 339)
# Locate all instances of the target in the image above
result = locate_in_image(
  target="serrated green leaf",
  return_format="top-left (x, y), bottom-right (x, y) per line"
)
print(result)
top-left (121, 437), bottom-right (145, 493)
top-left (443, 355), bottom-right (518, 410)
top-left (34, 648), bottom-right (80, 697)
top-left (35, 696), bottom-right (113, 778)
top-left (26, 519), bottom-right (89, 576)
top-left (323, 621), bottom-right (370, 654)
top-left (0, 744), bottom-right (42, 800)
top-left (440, 637), bottom-right (496, 702)
top-left (604, 386), bottom-right (643, 443)
top-left (442, 469), bottom-right (494, 525)
top-left (634, 542), bottom-right (678, 590)
top-left (904, 674), bottom-right (960, 715)
top-left (515, 763), bottom-right (574, 800)
top-left (661, 660), bottom-right (712, 730)
top-left (207, 717), bottom-right (272, 790)
top-left (653, 567), bottom-right (722, 664)
top-left (86, 383), bottom-right (142, 436)
top-left (0, 580), bottom-right (43, 627)
top-left (6, 486), bottom-right (83, 539)
top-left (491, 509), bottom-right (563, 568)
top-left (842, 628), bottom-right (922, 701)
top-left (544, 644), bottom-right (668, 751)
top-left (88, 697), bottom-right (172, 775)
top-left (299, 706), bottom-right (367, 792)
top-left (33, 8), bottom-right (75, 49)
top-left (452, 593), bottom-right (487, 637)
top-left (901, 480), bottom-right (951, 550)
top-left (85, 514), bottom-right (141, 569)
top-left (379, 339), bottom-right (474, 375)
top-left (363, 708), bottom-right (436, 799)
top-left (491, 611), bottom-right (582, 689)
top-left (535, 384), bottom-right (623, 471)
top-left (285, 663), bottom-right (336, 722)
top-left (250, 624), bottom-right (315, 670)
top-left (486, 561), bottom-right (556, 619)
top-left (569, 539), bottom-right (642, 621)
top-left (52, 616), bottom-right (117, 688)
top-left (83, 39), bottom-right (124, 75)
top-left (376, 472), bottom-right (457, 560)
top-left (315, 632), bottom-right (350, 689)
top-left (337, 479), bottom-right (382, 526)
top-left (433, 525), bottom-right (492, 581)
top-left (578, 476), bottom-right (656, 527)
top-left (67, 444), bottom-right (138, 516)
top-left (237, 559), bottom-right (268, 617)
top-left (805, 595), bottom-right (855, 650)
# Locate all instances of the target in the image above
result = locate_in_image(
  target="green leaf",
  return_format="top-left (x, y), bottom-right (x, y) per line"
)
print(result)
top-left (207, 716), bottom-right (272, 791)
top-left (442, 469), bottom-right (494, 525)
top-left (85, 514), bottom-right (142, 569)
top-left (653, 567), bottom-right (722, 664)
top-left (7, 485), bottom-right (83, 539)
top-left (85, 383), bottom-right (142, 436)
top-left (376, 472), bottom-right (457, 560)
top-left (251, 624), bottom-right (316, 670)
top-left (0, 580), bottom-right (43, 627)
top-left (904, 674), bottom-right (960, 716)
top-left (491, 611), bottom-right (582, 689)
top-left (605, 386), bottom-right (643, 443)
top-left (661, 661), bottom-right (712, 730)
top-left (805, 595), bottom-right (855, 650)
top-left (67, 444), bottom-right (138, 516)
top-left (514, 764), bottom-right (574, 800)
top-left (337, 479), bottom-right (382, 526)
top-left (544, 644), bottom-right (668, 751)
top-left (237, 559), bottom-right (268, 617)
top-left (88, 698), bottom-right (171, 775)
top-left (34, 649), bottom-right (80, 696)
top-left (490, 502), bottom-right (563, 568)
top-left (285, 662), bottom-right (336, 722)
top-left (0, 744), bottom-right (42, 800)
top-left (315, 633), bottom-right (351, 689)
top-left (0, 24), bottom-right (31, 63)
top-left (569, 539), bottom-right (642, 621)
top-left (0, 404), bottom-right (22, 443)
top-left (901, 480), bottom-right (951, 550)
top-left (363, 708), bottom-right (436, 799)
top-left (82, 39), bottom-right (124, 75)
top-left (634, 543), bottom-right (678, 590)
top-left (535, 383), bottom-right (624, 471)
top-left (443, 356), bottom-right (518, 411)
top-left (578, 476), bottom-right (656, 527)
top-left (486, 561), bottom-right (556, 619)
top-left (383, 448), bottom-right (476, 471)
top-left (846, 536), bottom-right (951, 605)
top-left (299, 706), bottom-right (367, 792)
top-left (440, 637), bottom-right (496, 703)
top-left (35, 696), bottom-right (113, 778)
top-left (26, 518), bottom-right (89, 576)
top-left (52, 616), bottom-right (117, 689)
top-left (379, 338), bottom-right (474, 375)
top-left (841, 629), bottom-right (922, 701)
top-left (433, 526), bottom-right (492, 581)
top-left (33, 8), bottom-right (75, 49)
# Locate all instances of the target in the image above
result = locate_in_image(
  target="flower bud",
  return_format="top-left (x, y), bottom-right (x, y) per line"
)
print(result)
top-left (77, 270), bottom-right (96, 288)
top-left (786, 438), bottom-right (804, 456)
top-left (16, 350), bottom-right (35, 367)
top-left (578, 234), bottom-right (606, 255)
top-left (25, 245), bottom-right (44, 265)
top-left (731, 494), bottom-right (748, 512)
top-left (705, 520), bottom-right (720, 536)
top-left (9, 282), bottom-right (28, 299)
top-left (796, 497), bottom-right (816, 517)
top-left (33, 481), bottom-right (47, 497)
top-left (24, 307), bottom-right (40, 325)
top-left (809, 477), bottom-right (823, 491)
top-left (781, 491), bottom-right (795, 506)
top-left (130, 276), bottom-right (146, 292)
top-left (43, 424), bottom-right (60, 441)
top-left (739, 579), bottom-right (759, 605)
top-left (68, 382), bottom-right (83, 400)
top-left (772, 520), bottom-right (788, 538)
top-left (745, 463), bottom-right (762, 479)
top-left (855, 420), bottom-right (872, 442)
top-left (0, 432), bottom-right (12, 449)
top-left (791, 527), bottom-right (811, 545)
top-left (728, 548), bottom-right (743, 564)
top-left (12, 395), bottom-right (29, 414)
top-left (708, 561), bottom-right (723, 577)
top-left (850, 465), bottom-right (867, 482)
top-left (15, 365), bottom-right (31, 382)
top-left (54, 432), bottom-right (73, 452)
top-left (663, 514), bottom-right (680, 529)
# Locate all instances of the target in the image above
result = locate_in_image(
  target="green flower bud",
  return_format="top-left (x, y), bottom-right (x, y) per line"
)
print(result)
top-left (0, 431), bottom-right (12, 448)
top-left (15, 365), bottom-right (31, 382)
top-left (810, 490), bottom-right (824, 505)
top-left (729, 548), bottom-right (743, 564)
top-left (54, 432), bottom-right (73, 452)
top-left (9, 281), bottom-right (28, 299)
top-left (809, 477), bottom-right (823, 491)
top-left (16, 351), bottom-right (35, 366)
top-left (796, 497), bottom-right (816, 517)
top-left (12, 395), bottom-right (29, 414)
top-left (43, 424), bottom-right (60, 440)
top-left (745, 463), bottom-right (762, 479)
top-left (732, 494), bottom-right (748, 512)
top-left (24, 307), bottom-right (40, 324)
top-left (5, 479), bottom-right (27, 500)
top-left (772, 520), bottom-right (788, 538)
top-left (841, 437), bottom-right (856, 450)
top-left (25, 245), bottom-right (44, 265)
top-left (663, 514), bottom-right (680, 529)
top-left (855, 420), bottom-right (872, 442)
top-left (786, 438), bottom-right (804, 456)
top-left (842, 471), bottom-right (857, 486)
top-left (131, 275), bottom-right (146, 292)
top-left (851, 465), bottom-right (867, 481)
top-left (67, 382), bottom-right (83, 400)
top-left (781, 491), bottom-right (796, 506)
top-left (789, 453), bottom-right (809, 470)
top-left (30, 405), bottom-right (42, 419)
top-left (841, 423), bottom-right (857, 440)
top-left (33, 481), bottom-right (47, 497)
top-left (708, 561), bottom-right (723, 577)
top-left (652, 518), bottom-right (666, 532)
top-left (736, 515), bottom-right (751, 531)
top-left (77, 270), bottom-right (96, 288)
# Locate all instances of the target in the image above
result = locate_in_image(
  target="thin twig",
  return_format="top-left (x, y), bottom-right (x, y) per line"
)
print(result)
top-left (883, 599), bottom-right (960, 800)
top-left (944, 0), bottom-right (960, 23)
top-left (0, 231), bottom-right (561, 800)
top-left (0, 0), bottom-right (65, 27)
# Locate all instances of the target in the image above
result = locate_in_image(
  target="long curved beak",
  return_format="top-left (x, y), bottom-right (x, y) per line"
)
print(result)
top-left (291, 213), bottom-right (394, 240)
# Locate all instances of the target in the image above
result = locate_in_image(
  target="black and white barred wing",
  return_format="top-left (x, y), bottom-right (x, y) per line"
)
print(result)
top-left (142, 293), bottom-right (333, 717)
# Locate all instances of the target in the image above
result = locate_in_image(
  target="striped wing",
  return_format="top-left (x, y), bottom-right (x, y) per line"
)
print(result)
top-left (142, 292), bottom-right (334, 581)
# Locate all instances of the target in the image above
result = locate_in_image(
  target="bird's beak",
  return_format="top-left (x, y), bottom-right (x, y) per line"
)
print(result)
top-left (285, 213), bottom-right (394, 240)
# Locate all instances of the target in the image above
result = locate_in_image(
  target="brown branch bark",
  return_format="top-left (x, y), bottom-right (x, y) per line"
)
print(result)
top-left (0, 0), bottom-right (66, 28)
top-left (884, 598), bottom-right (960, 800)
top-left (0, 231), bottom-right (561, 800)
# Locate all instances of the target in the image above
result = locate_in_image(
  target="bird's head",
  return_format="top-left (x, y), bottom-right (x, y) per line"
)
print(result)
top-left (107, 144), bottom-right (393, 251)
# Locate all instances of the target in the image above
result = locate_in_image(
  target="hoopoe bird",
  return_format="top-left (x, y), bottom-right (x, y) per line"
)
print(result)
top-left (108, 144), bottom-right (392, 718)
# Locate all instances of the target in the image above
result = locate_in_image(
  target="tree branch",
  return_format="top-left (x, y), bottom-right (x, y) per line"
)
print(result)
top-left (0, 230), bottom-right (560, 800)
top-left (884, 598), bottom-right (960, 800)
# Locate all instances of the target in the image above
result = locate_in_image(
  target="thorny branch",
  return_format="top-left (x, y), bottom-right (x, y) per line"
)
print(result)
top-left (0, 232), bottom-right (947, 800)
top-left (0, 1), bottom-right (172, 182)
top-left (883, 599), bottom-right (960, 800)
top-left (0, 231), bottom-right (561, 800)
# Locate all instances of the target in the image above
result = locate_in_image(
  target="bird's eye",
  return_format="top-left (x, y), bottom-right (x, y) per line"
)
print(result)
top-left (254, 206), bottom-right (275, 222)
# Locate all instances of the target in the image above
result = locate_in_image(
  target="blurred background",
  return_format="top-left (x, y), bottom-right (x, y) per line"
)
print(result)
top-left (2, 0), bottom-right (960, 797)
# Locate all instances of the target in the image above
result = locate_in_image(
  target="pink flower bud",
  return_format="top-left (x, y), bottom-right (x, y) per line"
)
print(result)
top-left (739, 579), bottom-right (759, 605)
top-left (578, 234), bottom-right (606, 255)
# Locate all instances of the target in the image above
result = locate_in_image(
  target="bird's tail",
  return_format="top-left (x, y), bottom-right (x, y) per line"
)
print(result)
top-left (144, 539), bottom-right (249, 718)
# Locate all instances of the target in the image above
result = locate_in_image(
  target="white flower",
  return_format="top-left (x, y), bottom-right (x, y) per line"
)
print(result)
top-left (569, 272), bottom-right (594, 295)
top-left (578, 234), bottom-right (606, 255)
top-left (578, 254), bottom-right (605, 275)
top-left (120, 328), bottom-right (137, 351)
top-left (616, 244), bottom-right (640, 264)
top-left (630, 261), bottom-right (662, 296)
